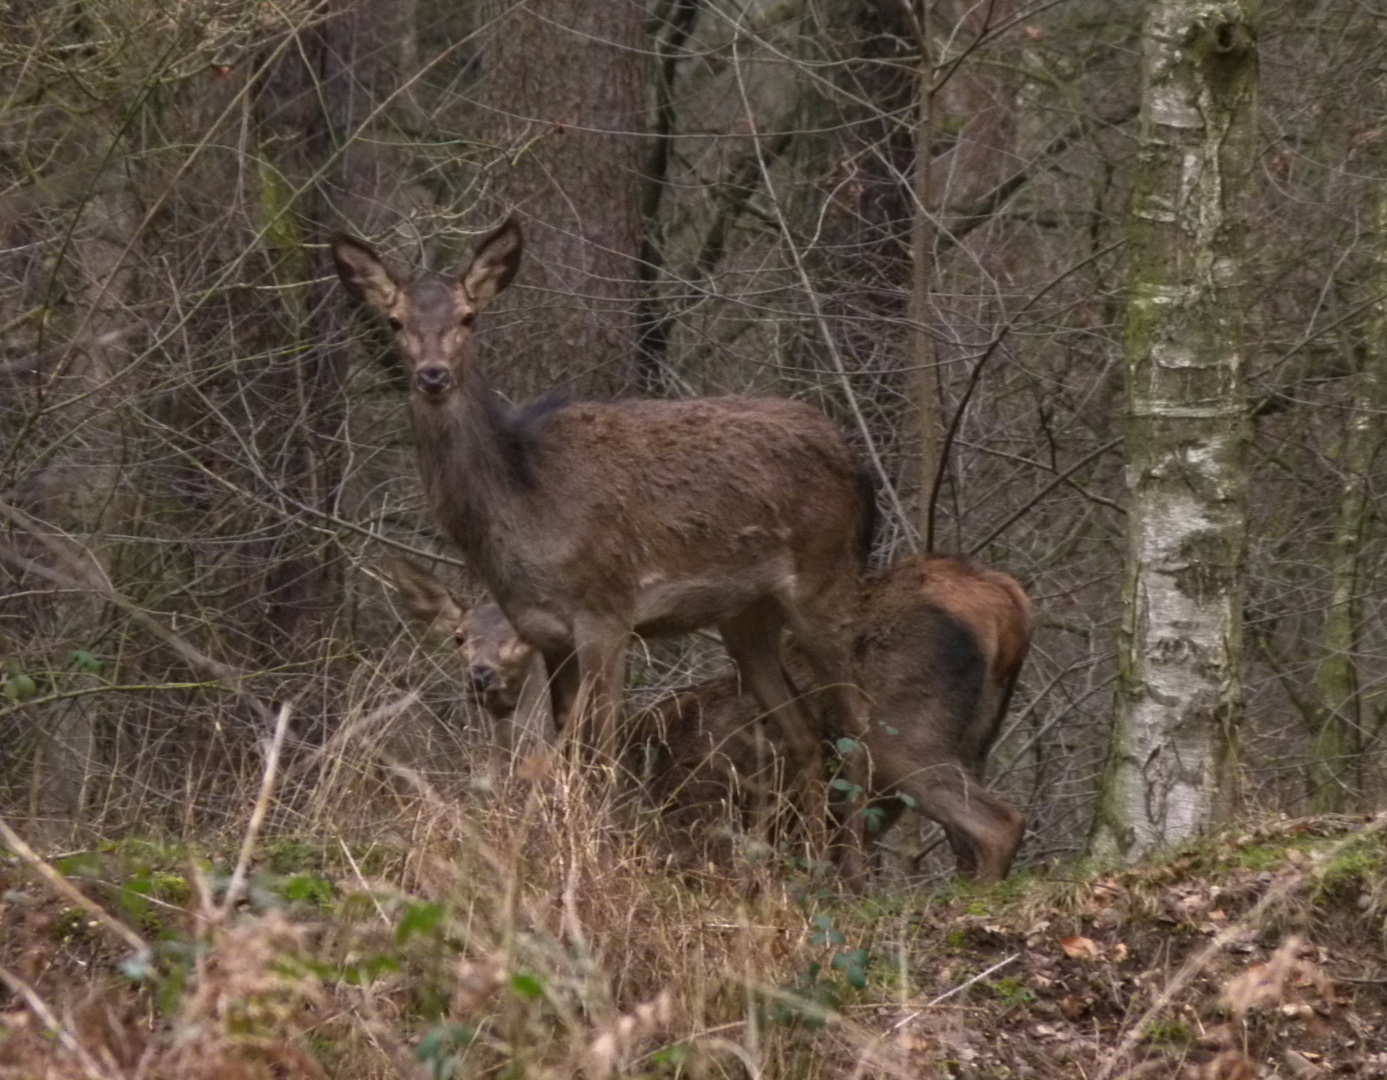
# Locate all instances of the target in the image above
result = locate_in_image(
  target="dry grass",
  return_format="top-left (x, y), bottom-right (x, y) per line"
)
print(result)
top-left (4, 701), bottom-right (1387, 1080)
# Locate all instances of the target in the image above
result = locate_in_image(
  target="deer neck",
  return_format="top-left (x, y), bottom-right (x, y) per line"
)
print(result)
top-left (410, 370), bottom-right (530, 572)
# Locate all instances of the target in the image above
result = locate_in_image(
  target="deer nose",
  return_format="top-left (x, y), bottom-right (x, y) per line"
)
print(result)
top-left (414, 366), bottom-right (453, 395)
top-left (469, 666), bottom-right (496, 694)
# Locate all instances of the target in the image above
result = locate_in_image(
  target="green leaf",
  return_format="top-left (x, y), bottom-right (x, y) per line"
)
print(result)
top-left (117, 876), bottom-right (152, 920)
top-left (55, 853), bottom-right (103, 878)
top-left (69, 650), bottom-right (102, 673)
top-left (395, 901), bottom-right (443, 944)
top-left (2, 674), bottom-right (37, 701)
top-left (829, 777), bottom-right (860, 795)
top-left (416, 1022), bottom-right (475, 1080)
top-left (834, 737), bottom-right (860, 757)
top-left (510, 971), bottom-right (545, 999)
top-left (862, 805), bottom-right (886, 833)
top-left (651, 1042), bottom-right (689, 1067)
top-left (898, 793), bottom-right (918, 809)
top-left (280, 873), bottom-right (335, 907)
top-left (345, 954), bottom-right (399, 986)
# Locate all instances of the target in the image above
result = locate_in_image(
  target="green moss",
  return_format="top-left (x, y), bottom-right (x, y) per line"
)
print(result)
top-left (1312, 835), bottom-right (1386, 902)
top-left (1234, 845), bottom-right (1283, 871)
top-left (979, 976), bottom-right (1035, 1009)
top-left (1141, 1016), bottom-right (1192, 1045)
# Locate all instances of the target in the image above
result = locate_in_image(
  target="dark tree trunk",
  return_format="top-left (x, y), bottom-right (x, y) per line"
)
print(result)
top-left (469, 0), bottom-right (648, 397)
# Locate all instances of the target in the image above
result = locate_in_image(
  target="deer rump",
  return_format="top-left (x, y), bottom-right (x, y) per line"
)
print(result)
top-left (640, 555), bottom-right (1029, 883)
top-left (386, 553), bottom-right (1029, 883)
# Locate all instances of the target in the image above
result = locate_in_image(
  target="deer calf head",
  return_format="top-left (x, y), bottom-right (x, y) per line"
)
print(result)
top-left (381, 557), bottom-right (537, 719)
top-left (330, 219), bottom-right (522, 400)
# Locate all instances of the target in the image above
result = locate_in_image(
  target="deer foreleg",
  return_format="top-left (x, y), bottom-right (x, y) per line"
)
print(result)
top-left (568, 620), bottom-right (630, 765)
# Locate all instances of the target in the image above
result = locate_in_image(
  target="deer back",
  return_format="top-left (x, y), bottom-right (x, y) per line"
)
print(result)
top-left (333, 223), bottom-right (874, 655)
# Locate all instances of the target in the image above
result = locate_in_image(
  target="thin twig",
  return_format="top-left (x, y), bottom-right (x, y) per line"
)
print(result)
top-left (925, 240), bottom-right (1127, 550)
top-left (967, 437), bottom-right (1123, 555)
top-left (728, 30), bottom-right (914, 542)
top-left (219, 703), bottom-right (293, 918)
top-left (0, 965), bottom-right (122, 1080)
top-left (925, 951), bottom-right (1019, 1007)
top-left (886, 951), bottom-right (1021, 1034)
top-left (0, 816), bottom-right (147, 955)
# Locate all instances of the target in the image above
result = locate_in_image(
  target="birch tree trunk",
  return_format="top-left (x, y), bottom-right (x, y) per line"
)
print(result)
top-left (1090, 1), bottom-right (1256, 860)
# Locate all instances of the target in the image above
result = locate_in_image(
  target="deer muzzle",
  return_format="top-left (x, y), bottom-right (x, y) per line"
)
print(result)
top-left (414, 366), bottom-right (454, 395)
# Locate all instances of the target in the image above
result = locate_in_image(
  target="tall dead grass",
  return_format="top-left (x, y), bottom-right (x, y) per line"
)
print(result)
top-left (0, 676), bottom-right (928, 1080)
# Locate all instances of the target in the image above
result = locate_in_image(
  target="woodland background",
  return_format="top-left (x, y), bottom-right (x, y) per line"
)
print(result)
top-left (0, 0), bottom-right (1384, 870)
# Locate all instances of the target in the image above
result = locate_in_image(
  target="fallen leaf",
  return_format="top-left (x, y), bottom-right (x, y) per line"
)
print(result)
top-left (1060, 935), bottom-right (1100, 960)
top-left (1198, 1050), bottom-right (1256, 1080)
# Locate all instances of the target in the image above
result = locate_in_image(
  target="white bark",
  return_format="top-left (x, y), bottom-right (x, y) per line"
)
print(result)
top-left (1091, 1), bottom-right (1256, 860)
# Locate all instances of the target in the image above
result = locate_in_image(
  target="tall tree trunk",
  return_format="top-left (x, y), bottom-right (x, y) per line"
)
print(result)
top-left (470, 0), bottom-right (647, 396)
top-left (249, 0), bottom-right (410, 655)
top-left (1091, 2), bottom-right (1256, 860)
top-left (1308, 176), bottom-right (1387, 810)
top-left (906, 3), bottom-right (941, 547)
top-left (909, 0), bottom-right (1018, 549)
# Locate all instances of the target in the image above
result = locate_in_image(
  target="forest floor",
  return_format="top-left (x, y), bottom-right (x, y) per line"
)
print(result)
top-left (2, 800), bottom-right (1386, 1079)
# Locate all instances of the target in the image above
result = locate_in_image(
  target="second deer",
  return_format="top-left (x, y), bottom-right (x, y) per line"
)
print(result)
top-left (384, 554), bottom-right (1031, 883)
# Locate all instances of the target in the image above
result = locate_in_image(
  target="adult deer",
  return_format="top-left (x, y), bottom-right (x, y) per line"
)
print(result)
top-left (385, 554), bottom-right (1030, 883)
top-left (333, 219), bottom-right (873, 806)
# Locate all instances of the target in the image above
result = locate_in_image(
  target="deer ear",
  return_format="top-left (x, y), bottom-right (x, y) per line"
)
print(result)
top-left (332, 234), bottom-right (400, 313)
top-left (380, 557), bottom-right (468, 632)
top-left (459, 216), bottom-right (522, 309)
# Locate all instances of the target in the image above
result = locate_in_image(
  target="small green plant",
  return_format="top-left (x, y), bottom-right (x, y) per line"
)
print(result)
top-left (416, 1021), bottom-right (477, 1080)
top-left (277, 873), bottom-right (335, 909)
top-left (1313, 835), bottom-right (1385, 902)
top-left (980, 976), bottom-right (1034, 1009)
top-left (1141, 1016), bottom-right (1192, 1045)
top-left (761, 913), bottom-right (875, 1028)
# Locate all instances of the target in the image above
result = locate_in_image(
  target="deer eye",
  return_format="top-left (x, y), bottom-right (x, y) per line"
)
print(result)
top-left (459, 312), bottom-right (476, 328)
top-left (387, 317), bottom-right (403, 332)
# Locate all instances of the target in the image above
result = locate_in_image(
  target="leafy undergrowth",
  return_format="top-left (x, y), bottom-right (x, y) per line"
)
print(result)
top-left (2, 805), bottom-right (1387, 1079)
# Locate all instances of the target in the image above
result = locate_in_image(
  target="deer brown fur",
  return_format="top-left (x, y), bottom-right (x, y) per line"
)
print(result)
top-left (385, 554), bottom-right (1030, 882)
top-left (332, 220), bottom-right (873, 810)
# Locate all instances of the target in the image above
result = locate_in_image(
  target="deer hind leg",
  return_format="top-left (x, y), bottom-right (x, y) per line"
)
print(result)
top-left (718, 601), bottom-right (822, 777)
top-left (891, 761), bottom-right (1024, 884)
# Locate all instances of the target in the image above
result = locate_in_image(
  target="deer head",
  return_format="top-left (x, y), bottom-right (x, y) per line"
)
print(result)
top-left (381, 556), bottom-right (538, 720)
top-left (330, 219), bottom-right (522, 401)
